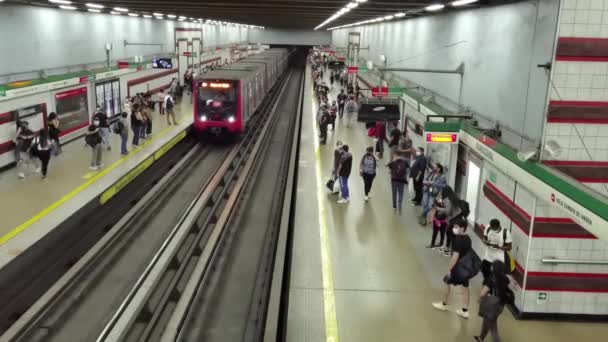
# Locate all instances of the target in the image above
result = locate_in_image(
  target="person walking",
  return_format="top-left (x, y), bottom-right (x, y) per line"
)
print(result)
top-left (481, 219), bottom-right (512, 282)
top-left (428, 191), bottom-right (448, 249)
top-left (337, 89), bottom-right (347, 118)
top-left (85, 120), bottom-right (103, 170)
top-left (33, 129), bottom-right (52, 179)
top-left (336, 144), bottom-right (352, 204)
top-left (360, 146), bottom-right (377, 201)
top-left (117, 112), bottom-right (129, 155)
top-left (387, 123), bottom-right (401, 163)
top-left (375, 121), bottom-right (387, 159)
top-left (47, 112), bottom-right (62, 156)
top-left (164, 93), bottom-right (178, 125)
top-left (157, 90), bottom-right (165, 115)
top-left (436, 186), bottom-right (463, 255)
top-left (388, 152), bottom-right (410, 214)
top-left (475, 261), bottom-right (512, 342)
top-left (131, 104), bottom-right (143, 147)
top-left (344, 95), bottom-right (358, 128)
top-left (410, 147), bottom-right (427, 205)
top-left (419, 163), bottom-right (447, 225)
top-left (432, 218), bottom-right (475, 319)
top-left (329, 100), bottom-right (338, 131)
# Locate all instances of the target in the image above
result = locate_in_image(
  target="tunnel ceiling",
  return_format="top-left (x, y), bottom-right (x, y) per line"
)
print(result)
top-left (16, 0), bottom-right (499, 30)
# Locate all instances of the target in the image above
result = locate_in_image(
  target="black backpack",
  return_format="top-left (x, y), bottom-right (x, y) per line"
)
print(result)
top-left (459, 199), bottom-right (471, 218)
top-left (113, 121), bottom-right (124, 134)
top-left (393, 159), bottom-right (408, 179)
top-left (166, 97), bottom-right (174, 110)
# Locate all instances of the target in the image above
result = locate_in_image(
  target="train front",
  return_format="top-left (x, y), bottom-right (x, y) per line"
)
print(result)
top-left (193, 80), bottom-right (242, 135)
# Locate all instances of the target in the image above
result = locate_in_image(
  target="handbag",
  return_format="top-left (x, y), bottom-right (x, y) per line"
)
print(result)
top-left (452, 249), bottom-right (482, 281)
top-left (479, 293), bottom-right (503, 320)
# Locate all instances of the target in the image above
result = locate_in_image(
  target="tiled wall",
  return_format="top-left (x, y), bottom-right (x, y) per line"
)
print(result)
top-left (524, 290), bottom-right (608, 315)
top-left (550, 61), bottom-right (608, 101)
top-left (543, 122), bottom-right (608, 161)
top-left (558, 0), bottom-right (608, 38)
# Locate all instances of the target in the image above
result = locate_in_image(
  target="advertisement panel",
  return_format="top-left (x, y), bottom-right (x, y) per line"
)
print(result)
top-left (55, 87), bottom-right (89, 136)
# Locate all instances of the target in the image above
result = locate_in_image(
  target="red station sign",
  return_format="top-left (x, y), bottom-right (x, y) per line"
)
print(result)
top-left (347, 66), bottom-right (358, 74)
top-left (371, 87), bottom-right (389, 97)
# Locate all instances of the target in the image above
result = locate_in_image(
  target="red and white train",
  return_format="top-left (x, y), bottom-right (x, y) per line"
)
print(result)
top-left (193, 48), bottom-right (291, 135)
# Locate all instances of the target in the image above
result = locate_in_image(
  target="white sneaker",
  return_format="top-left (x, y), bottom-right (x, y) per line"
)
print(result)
top-left (337, 198), bottom-right (349, 204)
top-left (89, 166), bottom-right (99, 171)
top-left (35, 167), bottom-right (41, 173)
top-left (456, 309), bottom-right (470, 319)
top-left (364, 196), bottom-right (369, 202)
top-left (18, 172), bottom-right (25, 179)
top-left (97, 164), bottom-right (105, 169)
top-left (432, 302), bottom-right (448, 311)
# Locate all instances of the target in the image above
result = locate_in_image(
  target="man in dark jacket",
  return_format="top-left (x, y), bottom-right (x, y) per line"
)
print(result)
top-left (388, 152), bottom-right (410, 214)
top-left (336, 144), bottom-right (352, 204)
top-left (410, 147), bottom-right (427, 206)
top-left (337, 89), bottom-right (347, 118)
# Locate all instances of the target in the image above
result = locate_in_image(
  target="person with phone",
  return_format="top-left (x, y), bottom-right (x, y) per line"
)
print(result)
top-left (481, 219), bottom-right (512, 282)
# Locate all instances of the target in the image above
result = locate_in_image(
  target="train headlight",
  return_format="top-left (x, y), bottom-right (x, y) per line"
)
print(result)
top-left (227, 116), bottom-right (236, 123)
top-left (200, 115), bottom-right (208, 122)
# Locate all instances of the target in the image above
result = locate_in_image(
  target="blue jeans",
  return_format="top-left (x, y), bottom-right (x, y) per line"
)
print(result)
top-left (120, 133), bottom-right (128, 154)
top-left (132, 126), bottom-right (141, 146)
top-left (339, 176), bottom-right (349, 199)
top-left (422, 191), bottom-right (434, 216)
top-left (391, 181), bottom-right (405, 210)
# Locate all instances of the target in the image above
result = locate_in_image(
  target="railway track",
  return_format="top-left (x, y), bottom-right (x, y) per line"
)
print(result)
top-left (1, 55), bottom-right (303, 342)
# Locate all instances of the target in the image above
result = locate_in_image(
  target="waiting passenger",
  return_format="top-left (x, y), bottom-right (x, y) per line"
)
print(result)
top-left (117, 112), bottom-right (129, 155)
top-left (336, 144), bottom-right (352, 204)
top-left (427, 190), bottom-right (448, 249)
top-left (85, 120), bottom-right (103, 170)
top-left (410, 147), bottom-right (427, 206)
top-left (419, 163), bottom-right (447, 225)
top-left (33, 129), bottom-right (51, 179)
top-left (164, 94), bottom-right (177, 125)
top-left (318, 109), bottom-right (330, 145)
top-left (481, 219), bottom-right (512, 282)
top-left (359, 146), bottom-right (377, 201)
top-left (344, 95), bottom-right (358, 128)
top-left (435, 186), bottom-right (462, 255)
top-left (387, 123), bottom-right (401, 163)
top-left (329, 100), bottom-right (338, 131)
top-left (374, 121), bottom-right (387, 159)
top-left (337, 89), bottom-right (347, 118)
top-left (332, 140), bottom-right (344, 179)
top-left (387, 152), bottom-right (409, 214)
top-left (475, 260), bottom-right (512, 342)
top-left (94, 108), bottom-right (111, 151)
top-left (47, 112), bottom-right (62, 156)
top-left (432, 218), bottom-right (473, 319)
top-left (15, 120), bottom-right (34, 165)
top-left (131, 104), bottom-right (143, 147)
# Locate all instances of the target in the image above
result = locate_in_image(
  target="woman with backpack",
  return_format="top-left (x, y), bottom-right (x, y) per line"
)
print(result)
top-left (47, 112), bottom-right (62, 156)
top-left (387, 152), bottom-right (410, 214)
top-left (360, 146), bottom-right (377, 202)
top-left (427, 191), bottom-right (448, 250)
top-left (475, 260), bottom-right (512, 342)
top-left (33, 129), bottom-right (52, 179)
top-left (131, 104), bottom-right (144, 147)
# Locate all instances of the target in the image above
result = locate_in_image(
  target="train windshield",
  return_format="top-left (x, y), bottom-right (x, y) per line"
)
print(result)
top-left (197, 81), bottom-right (238, 120)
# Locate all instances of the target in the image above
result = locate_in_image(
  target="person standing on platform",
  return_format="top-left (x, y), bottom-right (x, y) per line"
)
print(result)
top-left (388, 152), bottom-right (410, 214)
top-left (481, 219), bottom-right (512, 282)
top-left (344, 95), bottom-right (358, 128)
top-left (157, 90), bottom-right (165, 115)
top-left (387, 123), bottom-right (402, 163)
top-left (337, 89), bottom-right (347, 118)
top-left (117, 112), bottom-right (129, 155)
top-left (16, 121), bottom-right (35, 179)
top-left (85, 120), bottom-right (103, 170)
top-left (437, 186), bottom-right (462, 256)
top-left (47, 112), bottom-right (62, 156)
top-left (164, 93), bottom-right (178, 126)
top-left (330, 71), bottom-right (335, 87)
top-left (332, 140), bottom-right (344, 180)
top-left (419, 163), bottom-right (447, 225)
top-left (410, 147), bottom-right (427, 206)
top-left (375, 121), bottom-right (387, 159)
top-left (131, 104), bottom-right (143, 147)
top-left (475, 260), bottom-right (512, 342)
top-left (336, 144), bottom-right (352, 204)
top-left (318, 109), bottom-right (330, 145)
top-left (360, 146), bottom-right (377, 202)
top-left (94, 108), bottom-right (111, 151)
top-left (329, 100), bottom-right (338, 131)
top-left (428, 191), bottom-right (448, 249)
top-left (33, 129), bottom-right (51, 179)
top-left (432, 218), bottom-right (473, 319)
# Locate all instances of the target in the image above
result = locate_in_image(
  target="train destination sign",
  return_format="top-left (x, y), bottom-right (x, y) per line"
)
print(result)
top-left (425, 132), bottom-right (459, 144)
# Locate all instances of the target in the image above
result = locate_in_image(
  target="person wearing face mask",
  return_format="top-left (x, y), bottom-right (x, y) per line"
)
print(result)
top-left (85, 119), bottom-right (103, 170)
top-left (360, 146), bottom-right (377, 201)
top-left (410, 147), bottom-right (427, 205)
top-left (434, 186), bottom-right (462, 255)
top-left (427, 191), bottom-right (448, 249)
top-left (93, 108), bottom-right (111, 151)
top-left (432, 218), bottom-right (473, 319)
top-left (419, 163), bottom-right (447, 225)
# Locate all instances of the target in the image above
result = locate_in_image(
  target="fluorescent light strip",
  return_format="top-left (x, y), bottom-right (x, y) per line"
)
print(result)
top-left (59, 5), bottom-right (76, 10)
top-left (110, 11), bottom-right (121, 15)
top-left (85, 3), bottom-right (104, 8)
top-left (452, 0), bottom-right (478, 5)
top-left (167, 14), bottom-right (177, 18)
top-left (49, 0), bottom-right (71, 4)
top-left (425, 4), bottom-right (445, 11)
top-left (143, 15), bottom-right (153, 18)
top-left (128, 13), bottom-right (139, 17)
top-left (315, 1), bottom-right (365, 30)
top-left (113, 7), bottom-right (128, 12)
top-left (88, 9), bottom-right (101, 13)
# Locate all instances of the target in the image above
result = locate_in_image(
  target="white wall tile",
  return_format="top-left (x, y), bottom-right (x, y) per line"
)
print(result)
top-left (589, 24), bottom-right (602, 35)
top-left (599, 125), bottom-right (608, 137)
top-left (578, 87), bottom-right (592, 99)
top-left (601, 24), bottom-right (608, 37)
top-left (575, 9), bottom-right (591, 23)
top-left (596, 136), bottom-right (608, 147)
top-left (591, 88), bottom-right (605, 100)
top-left (583, 136), bottom-right (598, 148)
top-left (578, 0), bottom-right (592, 10)
top-left (592, 75), bottom-right (607, 88)
top-left (581, 62), bottom-right (596, 75)
top-left (567, 62), bottom-right (582, 75)
top-left (579, 74), bottom-right (593, 87)
top-left (590, 0), bottom-right (605, 10)
top-left (563, 0), bottom-right (578, 10)
top-left (593, 62), bottom-right (607, 75)
top-left (589, 10), bottom-right (604, 24)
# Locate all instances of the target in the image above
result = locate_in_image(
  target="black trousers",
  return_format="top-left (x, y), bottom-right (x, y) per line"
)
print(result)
top-left (431, 219), bottom-right (447, 247)
top-left (338, 105), bottom-right (345, 118)
top-left (362, 173), bottom-right (375, 196)
top-left (38, 150), bottom-right (51, 176)
top-left (330, 116), bottom-right (336, 129)
top-left (481, 260), bottom-right (493, 282)
top-left (320, 124), bottom-right (328, 143)
top-left (413, 178), bottom-right (424, 203)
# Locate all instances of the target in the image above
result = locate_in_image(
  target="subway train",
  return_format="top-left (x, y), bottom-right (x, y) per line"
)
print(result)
top-left (193, 48), bottom-right (292, 135)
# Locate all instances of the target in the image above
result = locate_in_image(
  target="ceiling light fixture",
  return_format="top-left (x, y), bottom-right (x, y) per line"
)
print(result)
top-left (113, 7), bottom-right (128, 12)
top-left (59, 5), bottom-right (76, 10)
top-left (167, 14), bottom-right (177, 18)
top-left (346, 2), bottom-right (358, 8)
top-left (143, 15), bottom-right (153, 18)
top-left (452, 0), bottom-right (478, 5)
top-left (356, 0), bottom-right (367, 2)
top-left (87, 9), bottom-right (101, 13)
top-left (395, 12), bottom-right (406, 17)
top-left (384, 15), bottom-right (394, 20)
top-left (128, 13), bottom-right (139, 17)
top-left (49, 0), bottom-right (72, 4)
top-left (85, 3), bottom-right (104, 8)
top-left (110, 11), bottom-right (121, 15)
top-left (153, 12), bottom-right (163, 16)
top-left (425, 4), bottom-right (445, 11)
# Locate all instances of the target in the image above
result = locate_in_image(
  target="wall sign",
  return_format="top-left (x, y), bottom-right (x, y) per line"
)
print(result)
top-left (425, 132), bottom-right (459, 144)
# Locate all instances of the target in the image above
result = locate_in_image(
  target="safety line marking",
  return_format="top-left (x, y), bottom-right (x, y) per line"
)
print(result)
top-left (0, 117), bottom-right (185, 247)
top-left (310, 90), bottom-right (340, 341)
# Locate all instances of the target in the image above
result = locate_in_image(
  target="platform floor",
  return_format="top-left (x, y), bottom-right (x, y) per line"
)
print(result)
top-left (286, 65), bottom-right (608, 341)
top-left (0, 96), bottom-right (193, 243)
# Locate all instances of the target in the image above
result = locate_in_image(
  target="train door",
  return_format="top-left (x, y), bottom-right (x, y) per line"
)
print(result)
top-left (241, 81), bottom-right (249, 123)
